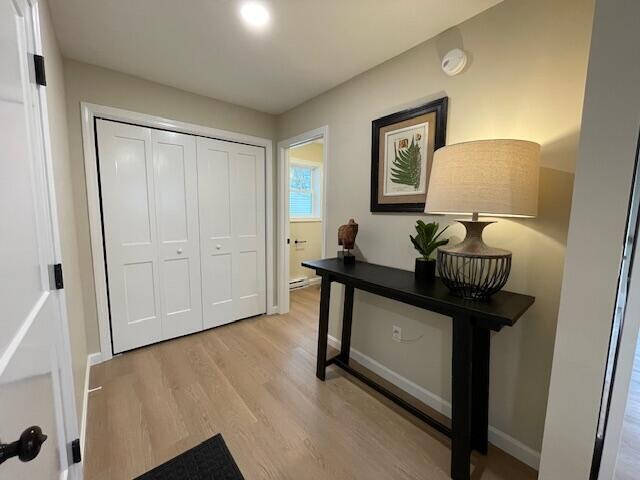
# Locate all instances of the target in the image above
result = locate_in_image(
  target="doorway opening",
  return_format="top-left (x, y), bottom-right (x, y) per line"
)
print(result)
top-left (277, 127), bottom-right (329, 314)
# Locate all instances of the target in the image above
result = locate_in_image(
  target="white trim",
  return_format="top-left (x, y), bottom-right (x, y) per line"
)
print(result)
top-left (80, 352), bottom-right (102, 466)
top-left (31, 6), bottom-right (82, 480)
top-left (277, 126), bottom-right (329, 315)
top-left (290, 218), bottom-right (322, 223)
top-left (327, 335), bottom-right (541, 470)
top-left (88, 352), bottom-right (103, 366)
top-left (79, 355), bottom-right (91, 455)
top-left (80, 103), bottom-right (275, 362)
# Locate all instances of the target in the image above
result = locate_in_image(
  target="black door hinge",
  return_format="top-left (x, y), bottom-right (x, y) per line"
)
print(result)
top-left (51, 263), bottom-right (64, 290)
top-left (70, 438), bottom-right (81, 464)
top-left (33, 54), bottom-right (47, 86)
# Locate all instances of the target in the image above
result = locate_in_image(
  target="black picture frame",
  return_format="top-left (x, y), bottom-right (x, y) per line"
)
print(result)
top-left (370, 96), bottom-right (448, 213)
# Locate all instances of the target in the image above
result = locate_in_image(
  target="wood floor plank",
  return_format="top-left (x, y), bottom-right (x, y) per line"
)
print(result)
top-left (84, 286), bottom-right (537, 480)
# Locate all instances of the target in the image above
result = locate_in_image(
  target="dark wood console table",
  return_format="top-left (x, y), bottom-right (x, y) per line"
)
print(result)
top-left (302, 258), bottom-right (534, 480)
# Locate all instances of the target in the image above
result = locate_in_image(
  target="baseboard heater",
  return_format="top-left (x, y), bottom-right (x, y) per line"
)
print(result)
top-left (289, 276), bottom-right (320, 290)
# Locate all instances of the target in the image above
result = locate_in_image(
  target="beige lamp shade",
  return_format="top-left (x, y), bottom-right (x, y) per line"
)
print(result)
top-left (425, 139), bottom-right (540, 217)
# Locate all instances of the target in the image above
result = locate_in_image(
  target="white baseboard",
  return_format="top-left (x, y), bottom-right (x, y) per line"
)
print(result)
top-left (88, 352), bottom-right (103, 366)
top-left (327, 335), bottom-right (541, 470)
top-left (80, 352), bottom-right (102, 458)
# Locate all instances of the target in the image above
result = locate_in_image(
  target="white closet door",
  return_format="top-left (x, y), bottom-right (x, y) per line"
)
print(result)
top-left (152, 129), bottom-right (203, 339)
top-left (197, 138), bottom-right (266, 328)
top-left (97, 120), bottom-right (162, 352)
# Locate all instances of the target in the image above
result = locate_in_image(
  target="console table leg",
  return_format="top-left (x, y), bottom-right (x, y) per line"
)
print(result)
top-left (451, 315), bottom-right (473, 480)
top-left (316, 274), bottom-right (332, 381)
top-left (339, 285), bottom-right (354, 364)
top-left (472, 327), bottom-right (490, 454)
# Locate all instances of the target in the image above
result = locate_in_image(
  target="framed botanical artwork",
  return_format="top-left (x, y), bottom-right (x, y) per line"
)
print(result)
top-left (370, 97), bottom-right (448, 212)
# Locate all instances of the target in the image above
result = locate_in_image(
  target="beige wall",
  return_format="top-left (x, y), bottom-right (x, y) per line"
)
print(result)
top-left (277, 0), bottom-right (593, 459)
top-left (289, 142), bottom-right (324, 280)
top-left (290, 222), bottom-right (322, 280)
top-left (39, 0), bottom-right (88, 425)
top-left (290, 142), bottom-right (323, 163)
top-left (539, 0), bottom-right (640, 477)
top-left (63, 60), bottom-right (277, 353)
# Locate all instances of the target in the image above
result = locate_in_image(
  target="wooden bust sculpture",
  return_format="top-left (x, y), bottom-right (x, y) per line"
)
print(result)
top-left (338, 218), bottom-right (358, 264)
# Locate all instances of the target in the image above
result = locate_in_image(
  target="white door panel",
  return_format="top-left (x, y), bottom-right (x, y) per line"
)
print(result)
top-left (1, 297), bottom-right (64, 480)
top-left (97, 120), bottom-right (162, 353)
top-left (1, 1), bottom-right (78, 478)
top-left (197, 138), bottom-right (266, 328)
top-left (152, 130), bottom-right (202, 339)
top-left (233, 148), bottom-right (266, 319)
top-left (98, 123), bottom-right (204, 352)
top-left (197, 140), bottom-right (234, 326)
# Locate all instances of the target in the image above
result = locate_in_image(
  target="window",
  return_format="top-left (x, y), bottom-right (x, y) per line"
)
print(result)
top-left (289, 163), bottom-right (322, 220)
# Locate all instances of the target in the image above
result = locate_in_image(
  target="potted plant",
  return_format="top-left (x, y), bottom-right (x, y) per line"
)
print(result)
top-left (410, 220), bottom-right (449, 282)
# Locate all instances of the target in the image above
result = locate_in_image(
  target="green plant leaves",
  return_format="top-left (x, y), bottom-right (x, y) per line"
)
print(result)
top-left (390, 137), bottom-right (421, 190)
top-left (409, 220), bottom-right (450, 259)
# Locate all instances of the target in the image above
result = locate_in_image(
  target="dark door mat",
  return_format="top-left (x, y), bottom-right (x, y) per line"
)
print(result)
top-left (135, 434), bottom-right (245, 480)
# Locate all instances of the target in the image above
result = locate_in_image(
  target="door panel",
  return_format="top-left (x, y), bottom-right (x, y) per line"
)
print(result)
top-left (114, 136), bottom-right (153, 245)
top-left (155, 143), bottom-right (188, 241)
top-left (233, 147), bottom-right (266, 319)
top-left (1, 1), bottom-right (77, 478)
top-left (97, 120), bottom-right (162, 353)
top-left (98, 123), bottom-right (203, 352)
top-left (1, 90), bottom-right (43, 356)
top-left (235, 152), bottom-right (258, 236)
top-left (152, 130), bottom-right (202, 339)
top-left (163, 258), bottom-right (192, 313)
top-left (1, 298), bottom-right (63, 480)
top-left (198, 138), bottom-right (266, 328)
top-left (123, 261), bottom-right (157, 324)
top-left (198, 140), bottom-right (234, 327)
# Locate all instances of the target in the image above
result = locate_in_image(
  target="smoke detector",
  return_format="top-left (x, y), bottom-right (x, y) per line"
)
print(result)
top-left (441, 49), bottom-right (467, 76)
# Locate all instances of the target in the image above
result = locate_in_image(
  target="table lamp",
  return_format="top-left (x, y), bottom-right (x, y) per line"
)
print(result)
top-left (425, 139), bottom-right (540, 300)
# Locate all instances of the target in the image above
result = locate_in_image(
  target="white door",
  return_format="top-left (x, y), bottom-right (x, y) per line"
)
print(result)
top-left (197, 137), bottom-right (266, 328)
top-left (1, 1), bottom-right (79, 479)
top-left (97, 121), bottom-right (203, 353)
top-left (97, 120), bottom-right (163, 353)
top-left (151, 129), bottom-right (202, 340)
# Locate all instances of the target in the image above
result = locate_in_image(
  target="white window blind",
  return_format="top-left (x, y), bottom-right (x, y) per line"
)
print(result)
top-left (289, 164), bottom-right (321, 219)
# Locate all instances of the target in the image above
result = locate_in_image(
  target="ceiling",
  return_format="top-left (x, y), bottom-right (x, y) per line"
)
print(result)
top-left (48, 0), bottom-right (501, 114)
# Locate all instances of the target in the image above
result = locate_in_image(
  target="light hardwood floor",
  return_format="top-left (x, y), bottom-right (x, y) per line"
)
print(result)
top-left (84, 286), bottom-right (537, 479)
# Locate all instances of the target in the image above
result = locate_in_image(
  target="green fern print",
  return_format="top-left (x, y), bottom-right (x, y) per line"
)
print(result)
top-left (390, 136), bottom-right (422, 190)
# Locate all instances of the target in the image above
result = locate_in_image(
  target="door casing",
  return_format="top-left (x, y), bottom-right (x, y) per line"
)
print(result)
top-left (81, 103), bottom-right (275, 362)
top-left (277, 126), bottom-right (329, 315)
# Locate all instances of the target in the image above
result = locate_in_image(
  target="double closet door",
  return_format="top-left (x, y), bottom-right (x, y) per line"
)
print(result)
top-left (97, 120), bottom-right (266, 354)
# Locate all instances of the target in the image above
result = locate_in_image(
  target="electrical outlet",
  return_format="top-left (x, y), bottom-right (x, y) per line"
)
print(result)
top-left (392, 326), bottom-right (402, 342)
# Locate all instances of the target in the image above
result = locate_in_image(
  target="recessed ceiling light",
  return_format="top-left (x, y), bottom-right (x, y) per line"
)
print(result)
top-left (240, 2), bottom-right (270, 29)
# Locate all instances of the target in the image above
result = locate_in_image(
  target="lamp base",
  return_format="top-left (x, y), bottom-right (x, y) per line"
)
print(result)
top-left (437, 220), bottom-right (512, 300)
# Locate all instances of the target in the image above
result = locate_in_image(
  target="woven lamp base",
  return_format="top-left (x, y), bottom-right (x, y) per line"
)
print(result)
top-left (437, 220), bottom-right (512, 300)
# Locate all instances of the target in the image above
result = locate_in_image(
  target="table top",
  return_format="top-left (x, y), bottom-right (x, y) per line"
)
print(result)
top-left (302, 258), bottom-right (535, 330)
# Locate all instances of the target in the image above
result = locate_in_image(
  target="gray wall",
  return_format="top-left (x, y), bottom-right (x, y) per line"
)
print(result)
top-left (277, 0), bottom-right (594, 458)
top-left (62, 60), bottom-right (277, 353)
top-left (539, 0), bottom-right (640, 477)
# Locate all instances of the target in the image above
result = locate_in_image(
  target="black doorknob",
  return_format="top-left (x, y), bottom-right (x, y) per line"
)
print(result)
top-left (0, 426), bottom-right (48, 466)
